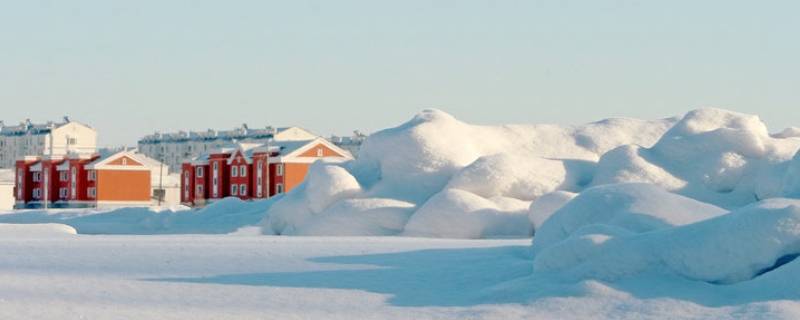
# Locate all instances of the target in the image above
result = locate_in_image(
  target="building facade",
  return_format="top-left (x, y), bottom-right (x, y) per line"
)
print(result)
top-left (181, 138), bottom-right (352, 207)
top-left (138, 125), bottom-right (318, 172)
top-left (329, 131), bottom-right (367, 157)
top-left (14, 151), bottom-right (170, 209)
top-left (0, 118), bottom-right (97, 169)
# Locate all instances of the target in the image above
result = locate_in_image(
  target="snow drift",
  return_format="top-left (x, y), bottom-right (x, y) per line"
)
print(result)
top-left (532, 197), bottom-right (800, 285)
top-left (0, 197), bottom-right (273, 234)
top-left (262, 109), bottom-right (677, 237)
top-left (262, 108), bottom-right (800, 238)
top-left (0, 223), bottom-right (77, 237)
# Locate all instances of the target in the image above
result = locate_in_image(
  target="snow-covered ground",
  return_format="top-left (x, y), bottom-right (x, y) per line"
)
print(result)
top-left (2, 228), bottom-right (798, 320)
top-left (3, 108), bottom-right (800, 319)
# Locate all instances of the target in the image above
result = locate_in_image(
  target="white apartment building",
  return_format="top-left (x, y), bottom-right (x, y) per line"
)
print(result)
top-left (329, 131), bottom-right (367, 157)
top-left (0, 118), bottom-right (97, 169)
top-left (138, 125), bottom-right (318, 172)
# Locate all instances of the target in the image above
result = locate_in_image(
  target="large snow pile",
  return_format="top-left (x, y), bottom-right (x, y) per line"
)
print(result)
top-left (262, 109), bottom-right (677, 237)
top-left (592, 108), bottom-right (800, 208)
top-left (530, 183), bottom-right (727, 254)
top-left (532, 196), bottom-right (800, 285)
top-left (262, 108), bottom-right (800, 238)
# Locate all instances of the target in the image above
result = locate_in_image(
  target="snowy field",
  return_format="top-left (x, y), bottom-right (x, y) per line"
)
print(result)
top-left (1, 225), bottom-right (798, 320)
top-left (3, 108), bottom-right (800, 319)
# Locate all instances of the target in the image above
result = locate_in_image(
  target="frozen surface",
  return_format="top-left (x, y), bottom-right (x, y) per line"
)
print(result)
top-left (0, 197), bottom-right (272, 234)
top-left (0, 233), bottom-right (798, 320)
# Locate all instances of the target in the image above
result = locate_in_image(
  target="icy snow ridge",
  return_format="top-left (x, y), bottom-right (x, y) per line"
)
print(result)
top-left (263, 108), bottom-right (678, 237)
top-left (263, 107), bottom-right (800, 238)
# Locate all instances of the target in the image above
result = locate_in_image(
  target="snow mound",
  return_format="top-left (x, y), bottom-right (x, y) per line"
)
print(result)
top-left (528, 191), bottom-right (576, 231)
top-left (592, 108), bottom-right (800, 208)
top-left (294, 198), bottom-right (415, 236)
top-left (772, 127), bottom-right (800, 139)
top-left (446, 154), bottom-right (586, 201)
top-left (403, 189), bottom-right (532, 238)
top-left (0, 223), bottom-right (77, 237)
top-left (532, 183), bottom-right (726, 254)
top-left (533, 198), bottom-right (800, 285)
top-left (262, 109), bottom-right (675, 237)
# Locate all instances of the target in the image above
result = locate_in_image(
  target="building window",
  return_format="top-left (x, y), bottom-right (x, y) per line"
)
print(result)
top-left (276, 183), bottom-right (284, 194)
top-left (68, 138), bottom-right (77, 145)
top-left (317, 148), bottom-right (323, 157)
top-left (71, 167), bottom-right (77, 199)
top-left (240, 184), bottom-right (246, 195)
top-left (213, 162), bottom-right (218, 171)
top-left (276, 164), bottom-right (284, 176)
top-left (88, 187), bottom-right (96, 198)
top-left (17, 169), bottom-right (23, 185)
top-left (60, 171), bottom-right (68, 181)
top-left (59, 188), bottom-right (68, 198)
top-left (231, 166), bottom-right (238, 177)
top-left (231, 184), bottom-right (238, 196)
top-left (196, 167), bottom-right (204, 178)
top-left (33, 188), bottom-right (41, 199)
top-left (240, 165), bottom-right (246, 177)
top-left (32, 172), bottom-right (41, 182)
top-left (87, 170), bottom-right (96, 181)
top-left (196, 185), bottom-right (204, 196)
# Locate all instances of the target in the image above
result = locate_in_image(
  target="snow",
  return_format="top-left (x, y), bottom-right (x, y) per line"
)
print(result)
top-left (592, 108), bottom-right (800, 208)
top-left (531, 183), bottom-right (727, 254)
top-left (1, 234), bottom-right (799, 319)
top-left (3, 108), bottom-right (800, 318)
top-left (532, 198), bottom-right (800, 285)
top-left (0, 223), bottom-right (77, 236)
top-left (0, 197), bottom-right (272, 234)
top-left (262, 109), bottom-right (675, 238)
top-left (403, 189), bottom-right (532, 238)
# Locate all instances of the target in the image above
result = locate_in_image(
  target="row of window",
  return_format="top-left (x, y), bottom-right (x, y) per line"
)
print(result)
top-left (190, 183), bottom-right (284, 199)
top-left (28, 169), bottom-right (95, 182)
top-left (30, 187), bottom-right (95, 200)
top-left (196, 164), bottom-right (283, 177)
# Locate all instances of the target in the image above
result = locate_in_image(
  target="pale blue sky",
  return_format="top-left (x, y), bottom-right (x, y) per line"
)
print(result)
top-left (1, 0), bottom-right (798, 146)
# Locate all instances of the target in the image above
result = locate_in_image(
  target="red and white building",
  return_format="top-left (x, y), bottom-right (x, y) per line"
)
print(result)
top-left (14, 150), bottom-right (166, 209)
top-left (181, 137), bottom-right (352, 206)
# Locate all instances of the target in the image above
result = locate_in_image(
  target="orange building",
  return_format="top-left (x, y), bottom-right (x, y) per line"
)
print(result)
top-left (83, 151), bottom-right (153, 207)
top-left (15, 150), bottom-right (164, 208)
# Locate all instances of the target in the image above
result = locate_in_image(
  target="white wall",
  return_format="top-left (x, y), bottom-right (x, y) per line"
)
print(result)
top-left (0, 184), bottom-right (13, 210)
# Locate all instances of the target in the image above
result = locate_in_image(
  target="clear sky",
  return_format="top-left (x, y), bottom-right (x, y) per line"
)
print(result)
top-left (1, 0), bottom-right (798, 147)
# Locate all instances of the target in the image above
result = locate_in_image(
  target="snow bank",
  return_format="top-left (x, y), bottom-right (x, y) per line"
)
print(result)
top-left (592, 108), bottom-right (800, 208)
top-left (403, 189), bottom-right (532, 238)
top-left (0, 223), bottom-right (77, 237)
top-left (262, 109), bottom-right (675, 237)
top-left (531, 183), bottom-right (727, 254)
top-left (533, 198), bottom-right (800, 285)
top-left (528, 191), bottom-right (576, 231)
top-left (0, 197), bottom-right (272, 234)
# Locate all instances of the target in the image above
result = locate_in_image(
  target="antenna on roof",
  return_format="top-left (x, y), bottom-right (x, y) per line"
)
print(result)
top-left (63, 116), bottom-right (71, 123)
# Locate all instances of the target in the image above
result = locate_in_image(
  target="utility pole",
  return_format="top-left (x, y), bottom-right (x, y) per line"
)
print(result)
top-left (43, 131), bottom-right (53, 210)
top-left (265, 137), bottom-right (270, 199)
top-left (158, 158), bottom-right (164, 206)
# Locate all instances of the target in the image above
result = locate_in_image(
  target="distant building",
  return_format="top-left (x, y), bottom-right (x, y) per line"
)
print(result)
top-left (0, 117), bottom-right (97, 169)
top-left (181, 138), bottom-right (352, 207)
top-left (138, 125), bottom-right (318, 172)
top-left (329, 131), bottom-right (367, 157)
top-left (14, 150), bottom-right (172, 209)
